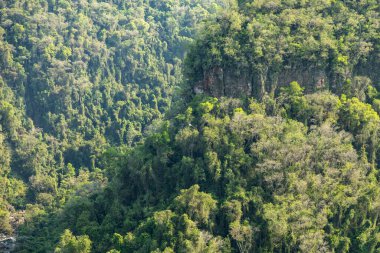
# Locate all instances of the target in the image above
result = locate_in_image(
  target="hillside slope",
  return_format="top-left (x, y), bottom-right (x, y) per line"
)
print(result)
top-left (0, 0), bottom-right (230, 247)
top-left (2, 0), bottom-right (380, 253)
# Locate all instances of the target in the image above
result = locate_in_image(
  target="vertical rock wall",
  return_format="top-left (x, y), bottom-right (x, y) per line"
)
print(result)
top-left (193, 60), bottom-right (378, 98)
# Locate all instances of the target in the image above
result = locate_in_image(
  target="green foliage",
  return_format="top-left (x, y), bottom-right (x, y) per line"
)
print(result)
top-left (185, 0), bottom-right (380, 97)
top-left (110, 188), bottom-right (229, 253)
top-left (1, 1), bottom-right (380, 253)
top-left (55, 229), bottom-right (92, 253)
top-left (0, 0), bottom-right (229, 242)
top-left (21, 91), bottom-right (378, 252)
top-left (339, 96), bottom-right (380, 164)
top-left (173, 185), bottom-right (217, 227)
top-left (0, 209), bottom-right (12, 234)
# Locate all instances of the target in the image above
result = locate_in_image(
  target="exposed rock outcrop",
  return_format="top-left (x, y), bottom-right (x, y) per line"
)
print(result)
top-left (193, 60), bottom-right (378, 98)
top-left (194, 65), bottom-right (329, 98)
top-left (0, 235), bottom-right (16, 253)
top-left (195, 67), bottom-right (252, 97)
top-left (0, 211), bottom-right (25, 253)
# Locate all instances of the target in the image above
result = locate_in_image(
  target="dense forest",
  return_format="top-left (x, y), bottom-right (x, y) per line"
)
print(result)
top-left (0, 0), bottom-right (229, 246)
top-left (1, 0), bottom-right (380, 252)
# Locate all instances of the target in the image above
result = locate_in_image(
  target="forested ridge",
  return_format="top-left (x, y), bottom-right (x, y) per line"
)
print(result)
top-left (0, 0), bottom-right (229, 248)
top-left (1, 0), bottom-right (380, 252)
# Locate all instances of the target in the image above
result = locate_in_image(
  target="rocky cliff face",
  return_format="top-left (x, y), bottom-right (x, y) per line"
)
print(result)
top-left (194, 65), bottom-right (329, 98)
top-left (193, 60), bottom-right (378, 98)
top-left (194, 67), bottom-right (252, 97)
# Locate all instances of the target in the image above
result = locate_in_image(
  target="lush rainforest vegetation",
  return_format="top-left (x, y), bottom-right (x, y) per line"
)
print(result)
top-left (1, 0), bottom-right (380, 252)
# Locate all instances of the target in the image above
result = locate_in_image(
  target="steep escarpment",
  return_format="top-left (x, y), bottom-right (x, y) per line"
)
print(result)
top-left (185, 1), bottom-right (380, 98)
top-left (193, 64), bottom-right (329, 97)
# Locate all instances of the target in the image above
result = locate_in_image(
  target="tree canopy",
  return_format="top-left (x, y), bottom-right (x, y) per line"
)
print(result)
top-left (1, 0), bottom-right (380, 253)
